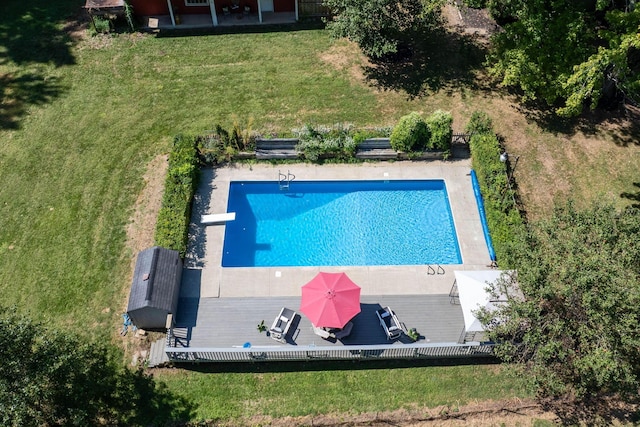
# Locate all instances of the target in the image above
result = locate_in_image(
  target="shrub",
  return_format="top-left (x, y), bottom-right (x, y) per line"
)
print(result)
top-left (90, 16), bottom-right (111, 34)
top-left (390, 112), bottom-right (430, 152)
top-left (124, 1), bottom-right (135, 31)
top-left (295, 123), bottom-right (355, 162)
top-left (468, 121), bottom-right (525, 266)
top-left (155, 134), bottom-right (199, 257)
top-left (196, 125), bottom-right (238, 165)
top-left (465, 111), bottom-right (493, 135)
top-left (230, 116), bottom-right (256, 152)
top-left (425, 110), bottom-right (453, 151)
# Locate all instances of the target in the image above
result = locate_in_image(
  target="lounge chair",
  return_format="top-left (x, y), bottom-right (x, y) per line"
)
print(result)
top-left (376, 307), bottom-right (403, 340)
top-left (312, 325), bottom-right (334, 340)
top-left (269, 307), bottom-right (296, 343)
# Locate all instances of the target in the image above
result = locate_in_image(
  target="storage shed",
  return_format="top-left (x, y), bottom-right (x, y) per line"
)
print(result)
top-left (127, 246), bottom-right (182, 330)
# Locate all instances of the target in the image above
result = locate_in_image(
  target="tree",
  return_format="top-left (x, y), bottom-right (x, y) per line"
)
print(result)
top-left (558, 9), bottom-right (640, 116)
top-left (0, 308), bottom-right (194, 426)
top-left (323, 0), bottom-right (443, 59)
top-left (479, 202), bottom-right (640, 408)
top-left (487, 1), bottom-right (640, 116)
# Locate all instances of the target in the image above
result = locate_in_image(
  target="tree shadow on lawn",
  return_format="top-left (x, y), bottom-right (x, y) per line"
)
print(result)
top-left (0, 0), bottom-right (80, 129)
top-left (122, 368), bottom-right (197, 426)
top-left (0, 73), bottom-right (65, 130)
top-left (621, 182), bottom-right (640, 209)
top-left (513, 96), bottom-right (640, 147)
top-left (541, 394), bottom-right (640, 426)
top-left (0, 0), bottom-right (79, 67)
top-left (362, 25), bottom-right (488, 98)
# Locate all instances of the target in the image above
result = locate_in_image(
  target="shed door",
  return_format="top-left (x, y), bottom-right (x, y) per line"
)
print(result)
top-left (260, 0), bottom-right (274, 12)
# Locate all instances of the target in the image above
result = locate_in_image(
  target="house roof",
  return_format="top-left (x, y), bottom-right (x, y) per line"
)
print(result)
top-left (127, 246), bottom-right (181, 313)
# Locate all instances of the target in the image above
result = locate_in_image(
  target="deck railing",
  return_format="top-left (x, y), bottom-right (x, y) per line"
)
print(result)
top-left (164, 342), bottom-right (495, 363)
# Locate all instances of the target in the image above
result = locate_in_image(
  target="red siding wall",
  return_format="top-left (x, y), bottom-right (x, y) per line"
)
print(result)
top-left (130, 0), bottom-right (169, 15)
top-left (130, 0), bottom-right (213, 16)
top-left (273, 0), bottom-right (294, 12)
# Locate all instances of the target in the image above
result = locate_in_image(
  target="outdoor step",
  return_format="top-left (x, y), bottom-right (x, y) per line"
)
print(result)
top-left (148, 338), bottom-right (169, 368)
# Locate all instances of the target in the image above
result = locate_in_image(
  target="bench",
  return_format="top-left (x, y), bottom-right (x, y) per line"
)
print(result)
top-left (355, 138), bottom-right (398, 160)
top-left (255, 138), bottom-right (299, 160)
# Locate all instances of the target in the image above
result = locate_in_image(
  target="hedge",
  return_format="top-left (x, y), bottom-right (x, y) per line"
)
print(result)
top-left (154, 134), bottom-right (199, 257)
top-left (468, 116), bottom-right (525, 267)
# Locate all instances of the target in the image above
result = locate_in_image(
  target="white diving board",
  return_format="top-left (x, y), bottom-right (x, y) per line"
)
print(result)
top-left (201, 212), bottom-right (236, 225)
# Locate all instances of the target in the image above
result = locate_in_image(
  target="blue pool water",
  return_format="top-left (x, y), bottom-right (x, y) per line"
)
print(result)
top-left (222, 180), bottom-right (462, 267)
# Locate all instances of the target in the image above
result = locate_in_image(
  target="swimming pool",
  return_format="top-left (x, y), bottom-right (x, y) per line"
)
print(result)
top-left (222, 180), bottom-right (462, 267)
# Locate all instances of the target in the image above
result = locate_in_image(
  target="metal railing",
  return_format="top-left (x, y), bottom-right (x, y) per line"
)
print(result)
top-left (164, 342), bottom-right (495, 363)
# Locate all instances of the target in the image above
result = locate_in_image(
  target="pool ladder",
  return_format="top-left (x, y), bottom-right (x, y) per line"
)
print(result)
top-left (279, 170), bottom-right (295, 190)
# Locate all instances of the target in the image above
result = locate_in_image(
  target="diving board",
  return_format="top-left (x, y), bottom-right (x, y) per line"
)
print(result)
top-left (201, 212), bottom-right (236, 225)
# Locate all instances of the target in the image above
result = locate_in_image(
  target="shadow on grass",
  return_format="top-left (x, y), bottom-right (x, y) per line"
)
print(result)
top-left (174, 356), bottom-right (500, 374)
top-left (0, 73), bottom-right (65, 130)
top-left (541, 395), bottom-right (640, 426)
top-left (0, 0), bottom-right (80, 129)
top-left (621, 183), bottom-right (640, 208)
top-left (154, 18), bottom-right (325, 39)
top-left (362, 25), bottom-right (488, 98)
top-left (0, 0), bottom-right (79, 67)
top-left (122, 368), bottom-right (197, 426)
top-left (513, 96), bottom-right (640, 147)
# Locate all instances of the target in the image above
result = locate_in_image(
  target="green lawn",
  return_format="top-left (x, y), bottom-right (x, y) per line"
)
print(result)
top-left (2, 1), bottom-right (638, 423)
top-left (158, 363), bottom-right (528, 420)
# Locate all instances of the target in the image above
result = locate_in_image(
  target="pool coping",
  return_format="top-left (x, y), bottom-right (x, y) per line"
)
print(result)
top-left (181, 160), bottom-right (492, 300)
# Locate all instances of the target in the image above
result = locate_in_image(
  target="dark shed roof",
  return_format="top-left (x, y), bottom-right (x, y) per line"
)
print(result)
top-left (127, 246), bottom-right (182, 330)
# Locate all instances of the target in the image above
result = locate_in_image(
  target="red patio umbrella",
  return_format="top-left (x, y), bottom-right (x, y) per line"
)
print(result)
top-left (300, 272), bottom-right (361, 329)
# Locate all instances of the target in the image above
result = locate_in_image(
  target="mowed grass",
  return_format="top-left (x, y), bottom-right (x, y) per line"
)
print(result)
top-left (158, 363), bottom-right (528, 420)
top-left (2, 1), bottom-right (637, 422)
top-left (0, 22), bottom-right (381, 336)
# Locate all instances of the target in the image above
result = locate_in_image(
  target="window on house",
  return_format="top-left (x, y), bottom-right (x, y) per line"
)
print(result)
top-left (185, 0), bottom-right (208, 5)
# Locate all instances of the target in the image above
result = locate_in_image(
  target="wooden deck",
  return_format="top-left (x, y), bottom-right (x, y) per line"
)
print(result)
top-left (171, 294), bottom-right (465, 349)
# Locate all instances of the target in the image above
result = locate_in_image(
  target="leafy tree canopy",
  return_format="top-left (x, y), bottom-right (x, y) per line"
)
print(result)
top-left (323, 0), bottom-right (444, 59)
top-left (487, 0), bottom-right (640, 116)
top-left (0, 308), bottom-right (194, 426)
top-left (480, 202), bottom-right (640, 406)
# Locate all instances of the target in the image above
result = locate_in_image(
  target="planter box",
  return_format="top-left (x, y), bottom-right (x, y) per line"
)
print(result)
top-left (355, 138), bottom-right (397, 160)
top-left (398, 150), bottom-right (445, 160)
top-left (250, 137), bottom-right (447, 161)
top-left (255, 138), bottom-right (299, 160)
top-left (235, 151), bottom-right (256, 159)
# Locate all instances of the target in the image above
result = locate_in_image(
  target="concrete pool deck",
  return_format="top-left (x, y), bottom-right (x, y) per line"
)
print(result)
top-left (181, 159), bottom-right (493, 300)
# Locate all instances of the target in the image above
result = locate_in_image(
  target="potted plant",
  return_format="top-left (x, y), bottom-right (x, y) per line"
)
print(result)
top-left (257, 320), bottom-right (267, 333)
top-left (406, 327), bottom-right (419, 341)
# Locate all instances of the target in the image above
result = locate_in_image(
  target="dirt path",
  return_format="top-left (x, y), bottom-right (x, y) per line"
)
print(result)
top-left (229, 399), bottom-right (557, 426)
